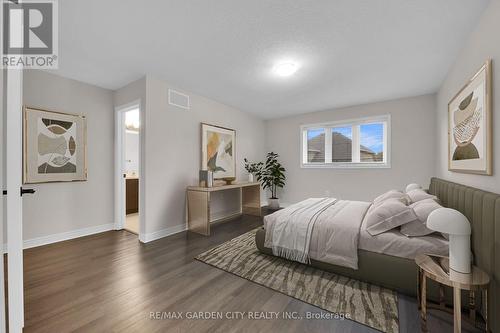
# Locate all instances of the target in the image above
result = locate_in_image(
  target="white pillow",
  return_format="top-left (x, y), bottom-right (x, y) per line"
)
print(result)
top-left (405, 183), bottom-right (422, 193)
top-left (373, 190), bottom-right (409, 206)
top-left (400, 221), bottom-right (431, 237)
top-left (400, 198), bottom-right (442, 237)
top-left (366, 198), bottom-right (418, 236)
top-left (411, 198), bottom-right (442, 221)
top-left (406, 189), bottom-right (437, 204)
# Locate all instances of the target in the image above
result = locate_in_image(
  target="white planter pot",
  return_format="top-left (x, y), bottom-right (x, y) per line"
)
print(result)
top-left (248, 173), bottom-right (255, 182)
top-left (268, 198), bottom-right (280, 209)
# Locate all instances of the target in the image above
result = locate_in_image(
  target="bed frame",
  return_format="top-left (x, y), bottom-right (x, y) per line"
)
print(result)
top-left (255, 177), bottom-right (499, 332)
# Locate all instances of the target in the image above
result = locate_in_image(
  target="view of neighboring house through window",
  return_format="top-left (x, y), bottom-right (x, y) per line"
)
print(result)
top-left (301, 115), bottom-right (390, 168)
top-left (307, 128), bottom-right (325, 163)
top-left (331, 126), bottom-right (352, 162)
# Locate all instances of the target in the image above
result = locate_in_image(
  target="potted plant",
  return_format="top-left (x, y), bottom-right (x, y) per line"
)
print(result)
top-left (256, 152), bottom-right (286, 209)
top-left (244, 158), bottom-right (262, 182)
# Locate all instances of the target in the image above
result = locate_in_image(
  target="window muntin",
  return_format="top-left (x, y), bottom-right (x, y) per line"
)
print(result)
top-left (301, 115), bottom-right (390, 168)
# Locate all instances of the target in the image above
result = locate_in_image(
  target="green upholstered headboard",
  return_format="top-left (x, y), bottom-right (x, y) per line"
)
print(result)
top-left (429, 177), bottom-right (499, 332)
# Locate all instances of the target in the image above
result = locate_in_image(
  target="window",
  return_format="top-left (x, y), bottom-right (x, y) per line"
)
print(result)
top-left (301, 115), bottom-right (390, 168)
top-left (331, 126), bottom-right (352, 162)
top-left (306, 128), bottom-right (325, 163)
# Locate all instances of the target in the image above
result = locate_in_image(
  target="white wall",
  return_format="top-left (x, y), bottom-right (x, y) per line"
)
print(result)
top-left (22, 70), bottom-right (115, 241)
top-left (265, 94), bottom-right (436, 204)
top-left (436, 0), bottom-right (500, 193)
top-left (143, 76), bottom-right (266, 235)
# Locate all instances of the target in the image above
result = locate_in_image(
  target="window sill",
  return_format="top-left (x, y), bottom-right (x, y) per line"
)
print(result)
top-left (300, 162), bottom-right (391, 169)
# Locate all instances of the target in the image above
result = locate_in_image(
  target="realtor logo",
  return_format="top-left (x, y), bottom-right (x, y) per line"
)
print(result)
top-left (2, 0), bottom-right (58, 68)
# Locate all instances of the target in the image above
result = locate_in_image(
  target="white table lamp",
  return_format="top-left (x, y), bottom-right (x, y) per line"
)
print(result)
top-left (405, 183), bottom-right (422, 192)
top-left (427, 208), bottom-right (472, 278)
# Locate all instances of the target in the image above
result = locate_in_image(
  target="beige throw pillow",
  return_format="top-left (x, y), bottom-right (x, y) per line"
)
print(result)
top-left (373, 190), bottom-right (409, 207)
top-left (400, 221), bottom-right (434, 237)
top-left (406, 189), bottom-right (437, 204)
top-left (400, 198), bottom-right (442, 237)
top-left (366, 198), bottom-right (418, 236)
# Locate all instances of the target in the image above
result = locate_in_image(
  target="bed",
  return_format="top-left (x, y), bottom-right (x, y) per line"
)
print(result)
top-left (255, 178), bottom-right (499, 332)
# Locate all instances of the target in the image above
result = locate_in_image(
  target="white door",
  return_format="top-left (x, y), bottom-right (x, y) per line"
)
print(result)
top-left (0, 63), bottom-right (7, 333)
top-left (2, 4), bottom-right (31, 333)
top-left (0, 4), bottom-right (6, 332)
top-left (1, 70), bottom-right (25, 333)
top-left (5, 69), bottom-right (27, 333)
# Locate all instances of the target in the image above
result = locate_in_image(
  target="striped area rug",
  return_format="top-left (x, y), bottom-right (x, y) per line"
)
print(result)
top-left (196, 228), bottom-right (399, 333)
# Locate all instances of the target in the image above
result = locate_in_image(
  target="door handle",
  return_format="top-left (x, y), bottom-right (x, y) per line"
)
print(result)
top-left (20, 187), bottom-right (36, 196)
top-left (2, 188), bottom-right (36, 196)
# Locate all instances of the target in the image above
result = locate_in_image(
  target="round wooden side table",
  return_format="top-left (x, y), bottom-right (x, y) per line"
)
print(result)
top-left (415, 254), bottom-right (490, 333)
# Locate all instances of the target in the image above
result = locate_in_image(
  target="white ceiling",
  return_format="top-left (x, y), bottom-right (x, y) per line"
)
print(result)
top-left (52, 0), bottom-right (489, 119)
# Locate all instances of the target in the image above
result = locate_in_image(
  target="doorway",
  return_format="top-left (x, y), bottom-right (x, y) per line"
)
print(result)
top-left (123, 108), bottom-right (140, 234)
top-left (115, 102), bottom-right (142, 238)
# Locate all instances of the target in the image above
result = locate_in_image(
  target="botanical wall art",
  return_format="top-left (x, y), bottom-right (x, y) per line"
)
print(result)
top-left (448, 59), bottom-right (492, 175)
top-left (24, 107), bottom-right (87, 183)
top-left (201, 123), bottom-right (235, 179)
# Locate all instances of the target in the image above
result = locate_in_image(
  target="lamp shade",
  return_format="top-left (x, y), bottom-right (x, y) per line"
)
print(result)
top-left (427, 207), bottom-right (472, 276)
top-left (427, 208), bottom-right (471, 236)
top-left (405, 183), bottom-right (422, 192)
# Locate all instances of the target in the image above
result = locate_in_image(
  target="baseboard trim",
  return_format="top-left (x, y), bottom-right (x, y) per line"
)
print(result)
top-left (141, 224), bottom-right (187, 243)
top-left (3, 223), bottom-right (115, 253)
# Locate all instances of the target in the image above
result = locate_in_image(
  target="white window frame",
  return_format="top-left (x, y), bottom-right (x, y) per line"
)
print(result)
top-left (300, 114), bottom-right (391, 169)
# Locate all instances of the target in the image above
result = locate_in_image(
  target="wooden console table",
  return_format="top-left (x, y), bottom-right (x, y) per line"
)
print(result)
top-left (186, 182), bottom-right (261, 236)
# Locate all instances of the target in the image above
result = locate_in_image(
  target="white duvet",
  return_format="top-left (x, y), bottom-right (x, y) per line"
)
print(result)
top-left (264, 198), bottom-right (371, 269)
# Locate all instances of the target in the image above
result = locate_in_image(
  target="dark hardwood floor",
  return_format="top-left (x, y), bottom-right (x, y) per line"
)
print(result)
top-left (23, 214), bottom-right (481, 333)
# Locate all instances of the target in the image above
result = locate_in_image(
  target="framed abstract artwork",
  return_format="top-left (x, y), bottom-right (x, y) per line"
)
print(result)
top-left (448, 59), bottom-right (492, 175)
top-left (23, 107), bottom-right (87, 183)
top-left (201, 123), bottom-right (236, 179)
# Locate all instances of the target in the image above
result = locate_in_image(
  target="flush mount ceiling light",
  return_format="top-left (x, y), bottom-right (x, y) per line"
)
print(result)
top-left (273, 61), bottom-right (299, 77)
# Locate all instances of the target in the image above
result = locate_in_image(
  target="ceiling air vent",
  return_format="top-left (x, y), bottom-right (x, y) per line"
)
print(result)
top-left (168, 89), bottom-right (190, 110)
